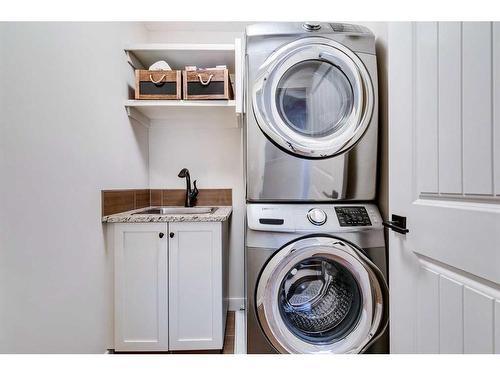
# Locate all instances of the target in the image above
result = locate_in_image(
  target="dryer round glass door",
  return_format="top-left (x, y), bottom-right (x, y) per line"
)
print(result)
top-left (255, 236), bottom-right (387, 354)
top-left (252, 37), bottom-right (374, 159)
top-left (276, 60), bottom-right (354, 138)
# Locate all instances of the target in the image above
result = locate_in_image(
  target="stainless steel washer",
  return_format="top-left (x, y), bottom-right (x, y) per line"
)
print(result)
top-left (245, 22), bottom-right (379, 202)
top-left (245, 203), bottom-right (388, 354)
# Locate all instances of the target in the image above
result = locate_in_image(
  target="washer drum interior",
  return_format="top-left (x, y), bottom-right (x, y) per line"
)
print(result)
top-left (256, 236), bottom-right (388, 354)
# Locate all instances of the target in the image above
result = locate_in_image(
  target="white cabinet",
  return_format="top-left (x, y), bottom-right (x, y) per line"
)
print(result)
top-left (168, 222), bottom-right (228, 350)
top-left (112, 221), bottom-right (228, 352)
top-left (114, 223), bottom-right (169, 351)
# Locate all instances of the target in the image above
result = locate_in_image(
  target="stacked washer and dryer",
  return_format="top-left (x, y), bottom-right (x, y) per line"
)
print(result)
top-left (244, 22), bottom-right (388, 354)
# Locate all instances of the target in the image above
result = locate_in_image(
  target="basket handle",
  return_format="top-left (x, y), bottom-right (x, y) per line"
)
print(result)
top-left (149, 73), bottom-right (166, 85)
top-left (197, 74), bottom-right (214, 86)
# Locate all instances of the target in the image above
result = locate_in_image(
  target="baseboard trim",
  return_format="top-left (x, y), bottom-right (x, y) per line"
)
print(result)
top-left (228, 297), bottom-right (245, 311)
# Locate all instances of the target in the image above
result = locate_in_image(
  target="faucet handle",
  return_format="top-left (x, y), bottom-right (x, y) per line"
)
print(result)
top-left (191, 180), bottom-right (199, 198)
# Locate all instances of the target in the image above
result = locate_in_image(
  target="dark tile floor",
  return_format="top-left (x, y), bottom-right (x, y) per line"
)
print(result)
top-left (222, 311), bottom-right (235, 354)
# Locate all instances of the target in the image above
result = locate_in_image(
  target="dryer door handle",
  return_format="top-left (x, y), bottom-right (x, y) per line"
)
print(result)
top-left (383, 214), bottom-right (409, 234)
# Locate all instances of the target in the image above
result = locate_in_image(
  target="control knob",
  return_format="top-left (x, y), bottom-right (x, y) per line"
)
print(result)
top-left (307, 208), bottom-right (327, 226)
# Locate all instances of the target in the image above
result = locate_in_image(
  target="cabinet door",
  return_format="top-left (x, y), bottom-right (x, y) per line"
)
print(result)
top-left (114, 223), bottom-right (168, 351)
top-left (168, 222), bottom-right (223, 350)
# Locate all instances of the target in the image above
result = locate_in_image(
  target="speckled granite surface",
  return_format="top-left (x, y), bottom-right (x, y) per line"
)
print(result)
top-left (102, 206), bottom-right (232, 223)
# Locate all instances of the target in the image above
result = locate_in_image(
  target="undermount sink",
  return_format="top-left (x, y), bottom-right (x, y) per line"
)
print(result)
top-left (132, 207), bottom-right (216, 215)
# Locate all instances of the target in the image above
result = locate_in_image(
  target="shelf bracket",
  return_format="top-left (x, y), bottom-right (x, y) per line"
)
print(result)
top-left (126, 106), bottom-right (151, 128)
top-left (125, 50), bottom-right (145, 70)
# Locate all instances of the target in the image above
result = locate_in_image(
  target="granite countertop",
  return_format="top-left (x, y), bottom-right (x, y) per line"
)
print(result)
top-left (102, 206), bottom-right (232, 223)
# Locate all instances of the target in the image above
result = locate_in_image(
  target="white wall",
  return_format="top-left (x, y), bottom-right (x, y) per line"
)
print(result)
top-left (0, 22), bottom-right (149, 353)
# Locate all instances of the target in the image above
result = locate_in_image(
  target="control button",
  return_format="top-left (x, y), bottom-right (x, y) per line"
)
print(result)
top-left (259, 218), bottom-right (284, 225)
top-left (307, 208), bottom-right (327, 226)
top-left (334, 206), bottom-right (372, 227)
top-left (303, 22), bottom-right (321, 31)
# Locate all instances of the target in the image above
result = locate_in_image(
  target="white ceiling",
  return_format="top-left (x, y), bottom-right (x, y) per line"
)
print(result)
top-left (143, 22), bottom-right (252, 32)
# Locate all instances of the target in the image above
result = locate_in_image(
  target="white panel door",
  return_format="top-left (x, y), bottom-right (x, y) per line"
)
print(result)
top-left (168, 222), bottom-right (224, 351)
top-left (114, 223), bottom-right (168, 352)
top-left (388, 22), bottom-right (500, 353)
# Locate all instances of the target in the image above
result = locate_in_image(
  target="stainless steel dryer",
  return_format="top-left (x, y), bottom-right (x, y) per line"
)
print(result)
top-left (246, 203), bottom-right (388, 354)
top-left (245, 22), bottom-right (379, 202)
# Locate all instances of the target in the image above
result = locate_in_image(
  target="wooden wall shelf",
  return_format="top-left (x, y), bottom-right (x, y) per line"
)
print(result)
top-left (124, 39), bottom-right (244, 128)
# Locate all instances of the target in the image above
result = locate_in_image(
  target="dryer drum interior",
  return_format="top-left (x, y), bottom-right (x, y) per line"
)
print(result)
top-left (275, 60), bottom-right (355, 138)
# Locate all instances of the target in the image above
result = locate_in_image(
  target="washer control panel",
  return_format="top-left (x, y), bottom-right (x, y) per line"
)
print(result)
top-left (334, 206), bottom-right (372, 227)
top-left (307, 208), bottom-right (327, 226)
top-left (247, 203), bottom-right (382, 233)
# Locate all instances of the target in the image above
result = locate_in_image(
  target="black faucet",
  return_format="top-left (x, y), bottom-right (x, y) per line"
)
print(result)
top-left (177, 168), bottom-right (199, 207)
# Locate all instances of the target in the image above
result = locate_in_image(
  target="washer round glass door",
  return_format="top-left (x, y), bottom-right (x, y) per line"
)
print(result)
top-left (252, 37), bottom-right (374, 158)
top-left (256, 236), bottom-right (387, 354)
